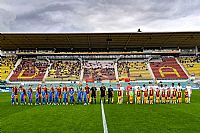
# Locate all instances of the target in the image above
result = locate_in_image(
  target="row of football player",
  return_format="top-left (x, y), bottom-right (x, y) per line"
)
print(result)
top-left (11, 83), bottom-right (112, 105)
top-left (11, 82), bottom-right (192, 105)
top-left (125, 87), bottom-right (191, 105)
top-left (131, 82), bottom-right (192, 104)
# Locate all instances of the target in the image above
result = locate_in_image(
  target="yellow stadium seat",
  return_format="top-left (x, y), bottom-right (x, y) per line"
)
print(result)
top-left (179, 57), bottom-right (200, 79)
top-left (0, 56), bottom-right (17, 80)
top-left (118, 62), bottom-right (152, 80)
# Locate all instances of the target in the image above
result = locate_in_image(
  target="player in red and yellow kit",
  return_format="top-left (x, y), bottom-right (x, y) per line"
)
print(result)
top-left (177, 89), bottom-right (182, 104)
top-left (117, 87), bottom-right (123, 104)
top-left (172, 88), bottom-right (177, 104)
top-left (149, 87), bottom-right (154, 104)
top-left (161, 86), bottom-right (166, 104)
top-left (155, 88), bottom-right (160, 104)
top-left (136, 88), bottom-right (141, 104)
top-left (166, 88), bottom-right (171, 104)
top-left (184, 88), bottom-right (189, 104)
top-left (143, 88), bottom-right (148, 104)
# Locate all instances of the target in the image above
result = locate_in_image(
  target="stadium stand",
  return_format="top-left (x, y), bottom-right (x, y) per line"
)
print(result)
top-left (179, 57), bottom-right (200, 79)
top-left (0, 56), bottom-right (17, 80)
top-left (150, 58), bottom-right (188, 80)
top-left (9, 59), bottom-right (49, 81)
top-left (118, 61), bottom-right (152, 81)
top-left (83, 61), bottom-right (116, 81)
top-left (46, 60), bottom-right (81, 81)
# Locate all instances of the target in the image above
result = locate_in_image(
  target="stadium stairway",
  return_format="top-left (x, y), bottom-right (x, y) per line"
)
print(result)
top-left (43, 62), bottom-right (53, 82)
top-left (175, 58), bottom-right (191, 79)
top-left (147, 62), bottom-right (156, 81)
top-left (78, 59), bottom-right (84, 82)
top-left (6, 58), bottom-right (22, 82)
top-left (80, 65), bottom-right (84, 82)
top-left (114, 62), bottom-right (119, 81)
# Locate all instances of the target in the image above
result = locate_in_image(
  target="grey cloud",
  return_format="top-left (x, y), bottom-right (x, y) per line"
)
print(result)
top-left (0, 8), bottom-right (16, 31)
top-left (0, 0), bottom-right (200, 32)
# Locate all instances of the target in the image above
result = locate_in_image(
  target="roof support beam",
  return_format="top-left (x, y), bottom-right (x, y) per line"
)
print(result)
top-left (65, 34), bottom-right (72, 48)
top-left (124, 33), bottom-right (132, 48)
top-left (24, 35), bottom-right (35, 48)
top-left (162, 33), bottom-right (174, 46)
top-left (88, 35), bottom-right (91, 50)
top-left (1, 34), bottom-right (16, 49)
top-left (106, 34), bottom-right (111, 50)
top-left (142, 34), bottom-right (152, 48)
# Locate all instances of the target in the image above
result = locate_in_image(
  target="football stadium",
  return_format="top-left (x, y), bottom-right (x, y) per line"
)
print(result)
top-left (0, 32), bottom-right (200, 133)
top-left (1, 0), bottom-right (200, 133)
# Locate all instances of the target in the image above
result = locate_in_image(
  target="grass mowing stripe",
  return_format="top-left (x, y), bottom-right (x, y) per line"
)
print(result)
top-left (104, 90), bottom-right (200, 133)
top-left (0, 93), bottom-right (103, 133)
top-left (101, 100), bottom-right (108, 133)
top-left (1, 91), bottom-right (200, 133)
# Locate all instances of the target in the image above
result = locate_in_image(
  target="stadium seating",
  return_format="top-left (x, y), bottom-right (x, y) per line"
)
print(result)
top-left (179, 57), bottom-right (200, 79)
top-left (9, 59), bottom-right (49, 81)
top-left (46, 60), bottom-right (81, 81)
top-left (150, 58), bottom-right (188, 80)
top-left (83, 61), bottom-right (116, 81)
top-left (118, 61), bottom-right (152, 81)
top-left (0, 56), bottom-right (17, 80)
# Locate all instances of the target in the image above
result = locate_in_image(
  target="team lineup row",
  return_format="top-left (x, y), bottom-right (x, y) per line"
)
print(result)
top-left (11, 82), bottom-right (192, 105)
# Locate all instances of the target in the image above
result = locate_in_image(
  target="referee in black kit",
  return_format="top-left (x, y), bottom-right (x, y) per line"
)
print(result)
top-left (108, 85), bottom-right (114, 104)
top-left (90, 83), bottom-right (97, 104)
top-left (100, 83), bottom-right (106, 104)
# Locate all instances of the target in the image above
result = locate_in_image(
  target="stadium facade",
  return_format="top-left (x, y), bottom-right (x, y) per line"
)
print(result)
top-left (0, 32), bottom-right (200, 91)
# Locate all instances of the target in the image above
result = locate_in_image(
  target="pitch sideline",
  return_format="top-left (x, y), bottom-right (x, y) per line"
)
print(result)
top-left (101, 100), bottom-right (108, 133)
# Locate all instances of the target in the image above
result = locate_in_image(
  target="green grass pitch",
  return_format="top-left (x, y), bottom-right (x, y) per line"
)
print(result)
top-left (1, 91), bottom-right (200, 133)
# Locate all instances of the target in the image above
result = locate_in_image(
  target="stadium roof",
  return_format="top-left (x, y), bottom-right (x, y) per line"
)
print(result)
top-left (0, 32), bottom-right (200, 50)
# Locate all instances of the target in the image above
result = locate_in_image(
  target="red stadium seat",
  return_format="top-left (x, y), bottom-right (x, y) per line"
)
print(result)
top-left (150, 58), bottom-right (188, 80)
top-left (9, 60), bottom-right (48, 81)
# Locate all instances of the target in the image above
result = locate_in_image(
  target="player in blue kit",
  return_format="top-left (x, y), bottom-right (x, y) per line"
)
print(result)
top-left (28, 89), bottom-right (32, 105)
top-left (55, 90), bottom-right (59, 105)
top-left (49, 89), bottom-right (53, 105)
top-left (83, 88), bottom-right (87, 105)
top-left (20, 88), bottom-right (25, 105)
top-left (63, 89), bottom-right (68, 105)
top-left (50, 84), bottom-right (55, 104)
top-left (69, 86), bottom-right (74, 105)
top-left (35, 90), bottom-right (39, 105)
top-left (42, 88), bottom-right (46, 105)
top-left (11, 92), bottom-right (15, 105)
top-left (77, 88), bottom-right (83, 104)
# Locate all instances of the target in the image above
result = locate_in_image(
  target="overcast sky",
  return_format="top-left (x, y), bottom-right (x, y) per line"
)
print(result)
top-left (0, 0), bottom-right (200, 32)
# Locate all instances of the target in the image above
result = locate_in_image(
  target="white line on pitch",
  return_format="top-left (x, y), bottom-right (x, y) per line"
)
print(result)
top-left (101, 100), bottom-right (108, 133)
